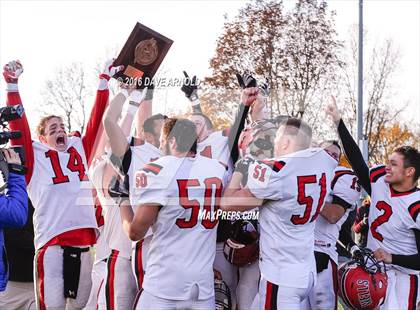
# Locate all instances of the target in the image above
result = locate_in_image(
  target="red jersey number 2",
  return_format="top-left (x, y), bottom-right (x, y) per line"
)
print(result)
top-left (370, 201), bottom-right (393, 242)
top-left (45, 147), bottom-right (87, 184)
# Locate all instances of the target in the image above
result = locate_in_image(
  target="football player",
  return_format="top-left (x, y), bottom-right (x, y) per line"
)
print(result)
top-left (305, 140), bottom-right (362, 310)
top-left (222, 118), bottom-right (337, 310)
top-left (117, 118), bottom-right (227, 309)
top-left (102, 85), bottom-right (166, 295)
top-left (182, 71), bottom-right (260, 308)
top-left (4, 59), bottom-right (122, 309)
top-left (89, 86), bottom-right (151, 309)
top-left (327, 97), bottom-right (420, 309)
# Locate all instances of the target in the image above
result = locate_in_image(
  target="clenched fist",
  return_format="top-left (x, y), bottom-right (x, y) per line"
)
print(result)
top-left (3, 60), bottom-right (23, 84)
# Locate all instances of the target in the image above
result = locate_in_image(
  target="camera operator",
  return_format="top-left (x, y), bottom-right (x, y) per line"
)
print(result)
top-left (0, 199), bottom-right (35, 309)
top-left (0, 148), bottom-right (28, 293)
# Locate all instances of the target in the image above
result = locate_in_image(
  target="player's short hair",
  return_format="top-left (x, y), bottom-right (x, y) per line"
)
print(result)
top-left (36, 115), bottom-right (63, 136)
top-left (162, 118), bottom-right (197, 153)
top-left (394, 146), bottom-right (420, 182)
top-left (321, 140), bottom-right (342, 154)
top-left (278, 117), bottom-right (312, 149)
top-left (321, 140), bottom-right (341, 151)
top-left (192, 113), bottom-right (214, 130)
top-left (143, 114), bottom-right (168, 134)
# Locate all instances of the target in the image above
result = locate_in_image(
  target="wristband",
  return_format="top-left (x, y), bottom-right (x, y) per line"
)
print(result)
top-left (191, 98), bottom-right (200, 106)
top-left (130, 89), bottom-right (145, 103)
top-left (127, 101), bottom-right (140, 116)
top-left (6, 83), bottom-right (18, 92)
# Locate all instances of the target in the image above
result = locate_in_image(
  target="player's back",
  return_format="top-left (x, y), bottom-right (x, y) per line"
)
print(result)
top-left (247, 147), bottom-right (337, 287)
top-left (138, 155), bottom-right (227, 300)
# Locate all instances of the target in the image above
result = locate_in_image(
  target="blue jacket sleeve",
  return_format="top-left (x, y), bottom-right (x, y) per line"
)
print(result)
top-left (0, 173), bottom-right (28, 228)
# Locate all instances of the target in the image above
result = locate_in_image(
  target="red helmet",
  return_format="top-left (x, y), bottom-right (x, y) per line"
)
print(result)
top-left (223, 220), bottom-right (259, 267)
top-left (338, 248), bottom-right (388, 310)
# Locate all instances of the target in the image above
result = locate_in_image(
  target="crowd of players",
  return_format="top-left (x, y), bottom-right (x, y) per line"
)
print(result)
top-left (1, 59), bottom-right (419, 310)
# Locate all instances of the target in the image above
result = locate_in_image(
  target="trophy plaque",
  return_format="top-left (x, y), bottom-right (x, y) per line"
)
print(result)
top-left (113, 22), bottom-right (173, 88)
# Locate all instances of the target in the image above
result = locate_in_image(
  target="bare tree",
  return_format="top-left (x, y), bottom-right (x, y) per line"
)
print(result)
top-left (39, 62), bottom-right (93, 133)
top-left (338, 28), bottom-right (410, 164)
top-left (202, 0), bottom-right (343, 132)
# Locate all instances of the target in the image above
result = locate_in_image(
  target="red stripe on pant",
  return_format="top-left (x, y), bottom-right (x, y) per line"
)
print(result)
top-left (408, 274), bottom-right (418, 310)
top-left (331, 259), bottom-right (338, 310)
top-left (135, 240), bottom-right (144, 289)
top-left (265, 281), bottom-right (278, 310)
top-left (35, 247), bottom-right (48, 310)
top-left (96, 279), bottom-right (105, 310)
top-left (105, 250), bottom-right (119, 310)
top-left (132, 288), bottom-right (143, 310)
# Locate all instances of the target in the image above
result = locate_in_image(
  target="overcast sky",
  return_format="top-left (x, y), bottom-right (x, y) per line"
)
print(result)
top-left (0, 0), bottom-right (419, 129)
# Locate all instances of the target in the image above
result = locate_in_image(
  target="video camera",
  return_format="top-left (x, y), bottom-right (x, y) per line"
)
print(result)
top-left (0, 105), bottom-right (26, 191)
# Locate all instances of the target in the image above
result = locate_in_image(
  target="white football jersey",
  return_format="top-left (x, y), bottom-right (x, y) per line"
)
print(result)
top-left (28, 137), bottom-right (98, 250)
top-left (367, 165), bottom-right (420, 274)
top-left (197, 130), bottom-right (232, 171)
top-left (134, 155), bottom-right (227, 300)
top-left (127, 138), bottom-right (163, 210)
top-left (89, 139), bottom-right (162, 258)
top-left (247, 148), bottom-right (337, 288)
top-left (314, 166), bottom-right (361, 264)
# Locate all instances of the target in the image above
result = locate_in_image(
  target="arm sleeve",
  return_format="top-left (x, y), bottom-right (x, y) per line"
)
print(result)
top-left (391, 229), bottom-right (420, 270)
top-left (337, 119), bottom-right (371, 195)
top-left (82, 89), bottom-right (110, 166)
top-left (0, 173), bottom-right (28, 227)
top-left (228, 103), bottom-right (250, 164)
top-left (6, 91), bottom-right (34, 184)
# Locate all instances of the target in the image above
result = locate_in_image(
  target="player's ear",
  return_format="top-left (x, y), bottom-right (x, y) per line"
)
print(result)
top-left (39, 135), bottom-right (47, 144)
top-left (144, 132), bottom-right (153, 144)
top-left (405, 166), bottom-right (415, 179)
top-left (169, 136), bottom-right (177, 149)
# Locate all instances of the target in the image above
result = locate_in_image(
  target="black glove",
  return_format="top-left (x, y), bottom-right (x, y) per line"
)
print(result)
top-left (108, 175), bottom-right (130, 206)
top-left (349, 245), bottom-right (363, 260)
top-left (236, 72), bottom-right (257, 89)
top-left (181, 71), bottom-right (199, 101)
top-left (259, 78), bottom-right (270, 97)
top-left (235, 156), bottom-right (255, 184)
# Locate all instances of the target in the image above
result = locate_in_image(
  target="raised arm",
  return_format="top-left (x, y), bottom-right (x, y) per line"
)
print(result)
top-left (133, 87), bottom-right (153, 139)
top-left (3, 60), bottom-right (34, 184)
top-left (181, 71), bottom-right (202, 113)
top-left (82, 59), bottom-right (124, 166)
top-left (326, 97), bottom-right (371, 194)
top-left (103, 88), bottom-right (145, 173)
